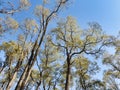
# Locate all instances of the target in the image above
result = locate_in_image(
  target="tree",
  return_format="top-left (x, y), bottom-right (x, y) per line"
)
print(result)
top-left (0, 40), bottom-right (32, 90)
top-left (15, 0), bottom-right (69, 89)
top-left (0, 0), bottom-right (69, 89)
top-left (50, 16), bottom-right (111, 90)
top-left (103, 36), bottom-right (120, 89)
top-left (36, 39), bottom-right (61, 90)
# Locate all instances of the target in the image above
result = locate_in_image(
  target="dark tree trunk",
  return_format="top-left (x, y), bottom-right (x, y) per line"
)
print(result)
top-left (36, 82), bottom-right (41, 90)
top-left (65, 57), bottom-right (71, 90)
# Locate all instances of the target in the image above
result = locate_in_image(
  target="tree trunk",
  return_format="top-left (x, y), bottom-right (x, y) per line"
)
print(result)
top-left (15, 63), bottom-right (33, 90)
top-left (6, 60), bottom-right (22, 90)
top-left (53, 81), bottom-right (57, 90)
top-left (65, 57), bottom-right (71, 90)
top-left (6, 72), bottom-right (17, 90)
top-left (15, 44), bottom-right (39, 89)
top-left (15, 23), bottom-right (46, 90)
top-left (36, 70), bottom-right (42, 90)
top-left (15, 41), bottom-right (38, 90)
top-left (36, 82), bottom-right (41, 90)
top-left (43, 80), bottom-right (46, 90)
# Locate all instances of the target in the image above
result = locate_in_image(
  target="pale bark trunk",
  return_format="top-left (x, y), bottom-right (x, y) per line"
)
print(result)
top-left (15, 64), bottom-right (32, 90)
top-left (6, 72), bottom-right (17, 90)
top-left (15, 39), bottom-right (38, 90)
top-left (6, 60), bottom-right (22, 90)
top-left (15, 25), bottom-right (46, 90)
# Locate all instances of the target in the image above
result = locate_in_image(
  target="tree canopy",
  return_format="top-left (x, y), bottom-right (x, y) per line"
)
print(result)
top-left (0, 0), bottom-right (120, 90)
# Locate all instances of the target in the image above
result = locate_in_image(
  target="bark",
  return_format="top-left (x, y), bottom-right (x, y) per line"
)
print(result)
top-left (47, 80), bottom-right (51, 90)
top-left (15, 40), bottom-right (39, 90)
top-left (53, 81), bottom-right (57, 90)
top-left (43, 80), bottom-right (46, 90)
top-left (15, 61), bottom-right (33, 90)
top-left (6, 60), bottom-right (22, 90)
top-left (65, 57), bottom-right (71, 90)
top-left (36, 61), bottom-right (42, 90)
top-left (15, 21), bottom-right (46, 90)
top-left (36, 82), bottom-right (41, 90)
top-left (6, 72), bottom-right (17, 90)
top-left (36, 74), bottom-right (42, 90)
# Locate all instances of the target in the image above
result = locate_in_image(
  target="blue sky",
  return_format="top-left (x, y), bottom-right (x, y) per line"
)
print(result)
top-left (1, 0), bottom-right (120, 34)
top-left (63, 0), bottom-right (120, 35)
top-left (5, 0), bottom-right (119, 35)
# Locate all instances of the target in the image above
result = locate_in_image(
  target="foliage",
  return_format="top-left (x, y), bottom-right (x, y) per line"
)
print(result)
top-left (0, 0), bottom-right (119, 90)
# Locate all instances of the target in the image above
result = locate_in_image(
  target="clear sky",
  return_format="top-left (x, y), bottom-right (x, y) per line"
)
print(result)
top-left (1, 0), bottom-right (120, 34)
top-left (63, 0), bottom-right (120, 35)
top-left (10, 0), bottom-right (120, 36)
top-left (1, 0), bottom-right (117, 36)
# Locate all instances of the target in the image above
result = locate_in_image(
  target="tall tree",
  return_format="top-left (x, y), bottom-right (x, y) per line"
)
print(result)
top-left (50, 16), bottom-right (112, 90)
top-left (15, 0), bottom-right (69, 90)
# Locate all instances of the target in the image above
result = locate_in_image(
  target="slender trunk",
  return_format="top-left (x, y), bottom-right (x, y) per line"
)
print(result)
top-left (1, 81), bottom-right (5, 90)
top-left (6, 64), bottom-right (12, 90)
top-left (0, 64), bottom-right (5, 73)
top-left (15, 50), bottom-right (37, 89)
top-left (6, 72), bottom-right (17, 90)
top-left (43, 80), bottom-right (46, 90)
top-left (36, 82), bottom-right (41, 90)
top-left (36, 62), bottom-right (42, 90)
top-left (15, 62), bottom-right (33, 90)
top-left (15, 40), bottom-right (38, 90)
top-left (53, 81), bottom-right (57, 90)
top-left (36, 84), bottom-right (40, 90)
top-left (6, 60), bottom-right (22, 90)
top-left (65, 57), bottom-right (71, 90)
top-left (15, 24), bottom-right (46, 90)
top-left (15, 47), bottom-right (39, 89)
top-left (47, 80), bottom-right (51, 90)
